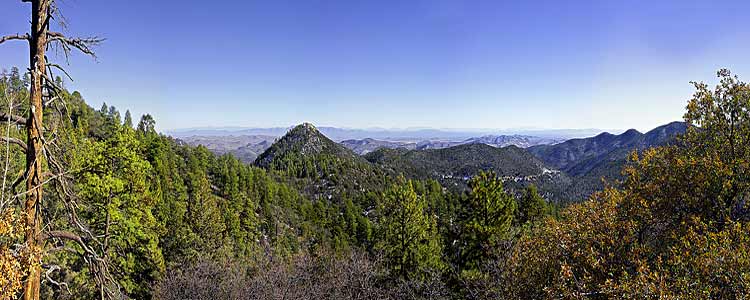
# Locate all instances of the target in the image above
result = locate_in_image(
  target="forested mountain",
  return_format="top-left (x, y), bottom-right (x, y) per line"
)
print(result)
top-left (254, 121), bottom-right (686, 203)
top-left (528, 121), bottom-right (687, 174)
top-left (364, 143), bottom-right (575, 201)
top-left (254, 123), bottom-right (387, 204)
top-left (365, 144), bottom-right (548, 180)
top-left (527, 121), bottom-right (687, 197)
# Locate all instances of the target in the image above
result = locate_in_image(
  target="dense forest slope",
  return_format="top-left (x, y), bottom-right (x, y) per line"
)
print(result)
top-left (528, 121), bottom-right (687, 197)
top-left (254, 123), bottom-right (387, 206)
top-left (364, 143), bottom-right (575, 201)
top-left (528, 121), bottom-right (686, 175)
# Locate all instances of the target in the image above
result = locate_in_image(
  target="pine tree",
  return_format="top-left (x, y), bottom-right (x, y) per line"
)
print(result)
top-left (137, 114), bottom-right (156, 134)
top-left (72, 124), bottom-right (164, 298)
top-left (375, 178), bottom-right (443, 281)
top-left (459, 171), bottom-right (516, 274)
top-left (516, 184), bottom-right (548, 225)
top-left (124, 109), bottom-right (133, 128)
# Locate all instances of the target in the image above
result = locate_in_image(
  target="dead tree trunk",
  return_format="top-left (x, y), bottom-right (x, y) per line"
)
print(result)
top-left (1, 1), bottom-right (104, 299)
top-left (23, 1), bottom-right (50, 299)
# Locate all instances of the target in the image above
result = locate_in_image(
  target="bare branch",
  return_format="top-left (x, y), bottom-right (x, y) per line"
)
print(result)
top-left (0, 33), bottom-right (30, 45)
top-left (42, 230), bottom-right (98, 256)
top-left (47, 31), bottom-right (104, 58)
top-left (0, 136), bottom-right (28, 151)
top-left (0, 112), bottom-right (27, 126)
top-left (47, 63), bottom-right (73, 82)
top-left (43, 96), bottom-right (60, 108)
top-left (43, 265), bottom-right (71, 295)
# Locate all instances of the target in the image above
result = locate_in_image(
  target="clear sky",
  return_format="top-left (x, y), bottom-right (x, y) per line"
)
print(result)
top-left (1, 0), bottom-right (749, 132)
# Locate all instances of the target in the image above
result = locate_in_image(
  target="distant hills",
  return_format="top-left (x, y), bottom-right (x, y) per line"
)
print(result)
top-left (177, 122), bottom-right (686, 203)
top-left (340, 135), bottom-right (561, 155)
top-left (528, 121), bottom-right (686, 176)
top-left (528, 121), bottom-right (687, 198)
top-left (182, 135), bottom-right (276, 163)
top-left (180, 130), bottom-right (568, 161)
top-left (170, 126), bottom-right (614, 141)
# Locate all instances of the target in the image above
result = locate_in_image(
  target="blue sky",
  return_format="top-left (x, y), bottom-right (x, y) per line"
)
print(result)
top-left (1, 0), bottom-right (749, 132)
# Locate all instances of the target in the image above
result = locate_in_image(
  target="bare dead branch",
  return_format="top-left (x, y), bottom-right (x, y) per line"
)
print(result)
top-left (43, 96), bottom-right (60, 108)
top-left (0, 112), bottom-right (27, 126)
top-left (42, 230), bottom-right (99, 256)
top-left (0, 136), bottom-right (28, 151)
top-left (0, 33), bottom-right (30, 45)
top-left (47, 31), bottom-right (104, 58)
top-left (43, 265), bottom-right (71, 295)
top-left (46, 63), bottom-right (73, 82)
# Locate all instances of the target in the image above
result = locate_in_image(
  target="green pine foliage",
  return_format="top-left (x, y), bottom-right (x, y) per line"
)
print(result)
top-left (458, 171), bottom-right (516, 275)
top-left (375, 178), bottom-right (444, 281)
top-left (515, 184), bottom-right (552, 225)
top-left (71, 122), bottom-right (164, 298)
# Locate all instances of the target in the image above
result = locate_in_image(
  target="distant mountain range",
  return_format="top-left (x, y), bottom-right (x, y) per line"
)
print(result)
top-left (528, 121), bottom-right (686, 176)
top-left (169, 126), bottom-right (616, 141)
top-left (179, 130), bottom-right (567, 162)
top-left (527, 121), bottom-right (687, 198)
top-left (340, 135), bottom-right (563, 155)
top-left (177, 121), bottom-right (686, 203)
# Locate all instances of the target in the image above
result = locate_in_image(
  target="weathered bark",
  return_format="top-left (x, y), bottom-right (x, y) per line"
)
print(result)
top-left (23, 1), bottom-right (50, 299)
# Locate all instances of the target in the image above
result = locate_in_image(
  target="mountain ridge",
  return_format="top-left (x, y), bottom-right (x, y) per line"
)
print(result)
top-left (528, 121), bottom-right (687, 175)
top-left (253, 123), bottom-right (384, 201)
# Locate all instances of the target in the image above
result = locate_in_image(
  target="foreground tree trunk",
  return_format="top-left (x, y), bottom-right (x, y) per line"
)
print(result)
top-left (23, 1), bottom-right (50, 299)
top-left (1, 0), bottom-right (105, 298)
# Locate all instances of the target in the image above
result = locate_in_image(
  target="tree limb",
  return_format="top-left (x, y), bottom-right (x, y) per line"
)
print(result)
top-left (43, 265), bottom-right (71, 295)
top-left (46, 63), bottom-right (73, 82)
top-left (47, 31), bottom-right (104, 58)
top-left (0, 33), bottom-right (30, 45)
top-left (0, 136), bottom-right (28, 151)
top-left (0, 112), bottom-right (27, 126)
top-left (42, 230), bottom-right (98, 256)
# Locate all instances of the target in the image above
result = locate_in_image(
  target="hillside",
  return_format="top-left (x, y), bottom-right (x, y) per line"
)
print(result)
top-left (528, 121), bottom-right (687, 196)
top-left (254, 123), bottom-right (385, 202)
top-left (365, 143), bottom-right (574, 201)
top-left (529, 121), bottom-right (686, 174)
